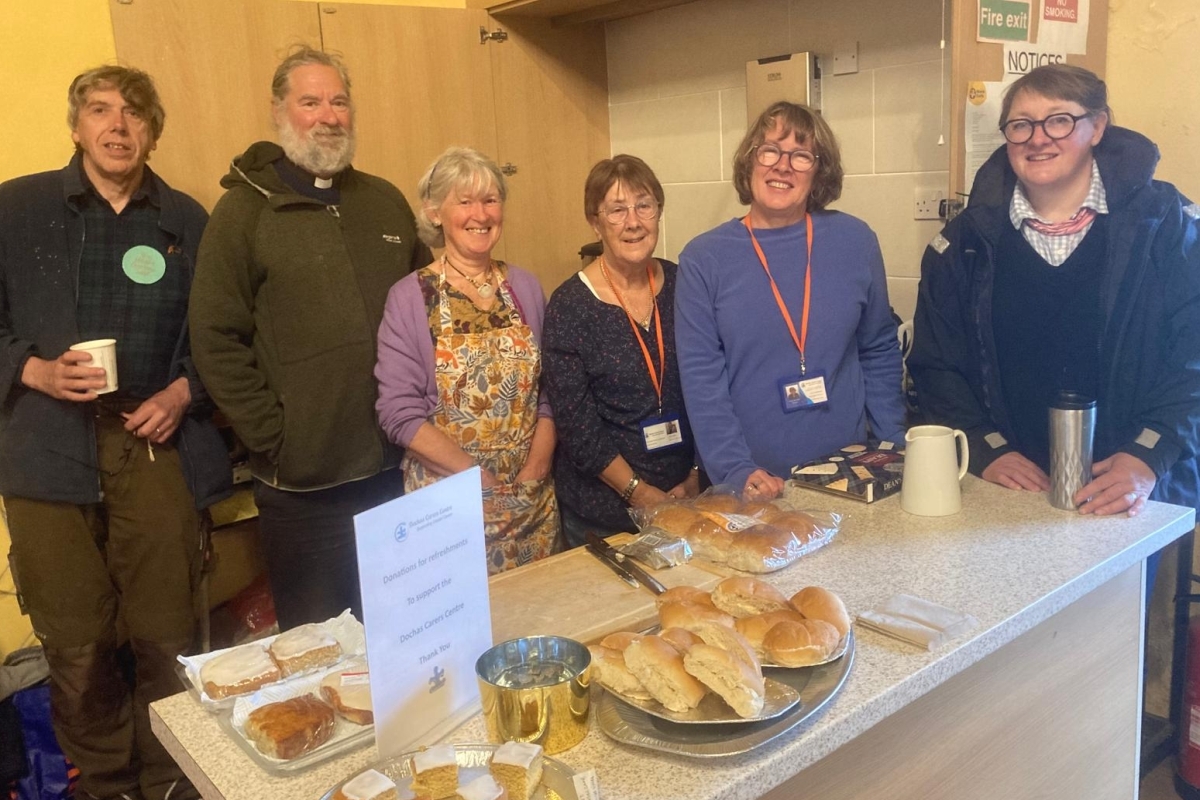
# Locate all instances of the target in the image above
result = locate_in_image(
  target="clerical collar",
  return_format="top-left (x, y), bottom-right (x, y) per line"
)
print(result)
top-left (273, 156), bottom-right (342, 205)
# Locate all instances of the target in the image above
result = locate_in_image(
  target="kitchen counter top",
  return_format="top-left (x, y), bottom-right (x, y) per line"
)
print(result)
top-left (151, 476), bottom-right (1195, 799)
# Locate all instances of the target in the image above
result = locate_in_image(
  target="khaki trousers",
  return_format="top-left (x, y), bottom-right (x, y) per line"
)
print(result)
top-left (5, 411), bottom-right (205, 800)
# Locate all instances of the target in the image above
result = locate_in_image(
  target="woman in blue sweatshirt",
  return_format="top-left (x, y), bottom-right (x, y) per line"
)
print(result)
top-left (675, 101), bottom-right (906, 499)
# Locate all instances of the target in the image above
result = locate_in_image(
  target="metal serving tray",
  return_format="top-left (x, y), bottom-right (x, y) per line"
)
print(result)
top-left (597, 629), bottom-right (854, 757)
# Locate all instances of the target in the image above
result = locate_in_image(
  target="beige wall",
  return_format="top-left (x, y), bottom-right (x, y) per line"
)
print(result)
top-left (1108, 0), bottom-right (1199, 199)
top-left (604, 0), bottom-right (951, 321)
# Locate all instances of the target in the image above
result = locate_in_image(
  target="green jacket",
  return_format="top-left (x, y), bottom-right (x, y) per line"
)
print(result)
top-left (190, 142), bottom-right (430, 490)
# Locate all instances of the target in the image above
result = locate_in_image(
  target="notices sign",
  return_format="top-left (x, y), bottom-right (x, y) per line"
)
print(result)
top-left (978, 0), bottom-right (1031, 43)
top-left (1039, 0), bottom-right (1090, 54)
top-left (354, 468), bottom-right (492, 759)
top-left (1003, 42), bottom-right (1068, 75)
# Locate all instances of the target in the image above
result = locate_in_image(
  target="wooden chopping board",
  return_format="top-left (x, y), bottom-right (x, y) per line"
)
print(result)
top-left (488, 541), bottom-right (727, 646)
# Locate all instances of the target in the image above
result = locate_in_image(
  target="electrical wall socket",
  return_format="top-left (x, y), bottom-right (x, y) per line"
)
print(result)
top-left (914, 189), bottom-right (946, 220)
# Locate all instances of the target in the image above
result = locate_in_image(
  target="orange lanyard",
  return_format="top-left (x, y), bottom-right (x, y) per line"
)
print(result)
top-left (743, 213), bottom-right (813, 375)
top-left (600, 257), bottom-right (666, 413)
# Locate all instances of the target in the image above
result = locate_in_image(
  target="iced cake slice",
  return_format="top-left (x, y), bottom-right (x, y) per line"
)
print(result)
top-left (409, 744), bottom-right (458, 800)
top-left (489, 741), bottom-right (543, 800)
top-left (269, 623), bottom-right (343, 677)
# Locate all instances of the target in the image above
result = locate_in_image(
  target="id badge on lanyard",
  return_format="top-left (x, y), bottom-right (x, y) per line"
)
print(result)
top-left (641, 413), bottom-right (684, 451)
top-left (778, 372), bottom-right (829, 413)
top-left (745, 214), bottom-right (832, 414)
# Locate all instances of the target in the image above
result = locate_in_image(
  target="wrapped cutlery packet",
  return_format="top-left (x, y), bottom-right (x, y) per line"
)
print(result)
top-left (856, 594), bottom-right (978, 651)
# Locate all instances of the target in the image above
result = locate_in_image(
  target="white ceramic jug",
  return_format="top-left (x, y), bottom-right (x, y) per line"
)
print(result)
top-left (901, 425), bottom-right (969, 516)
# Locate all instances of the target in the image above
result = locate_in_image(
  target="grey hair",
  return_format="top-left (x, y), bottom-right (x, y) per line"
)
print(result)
top-left (416, 147), bottom-right (508, 248)
top-left (271, 45), bottom-right (352, 105)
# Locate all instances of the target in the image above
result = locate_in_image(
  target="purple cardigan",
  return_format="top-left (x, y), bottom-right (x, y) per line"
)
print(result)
top-left (375, 264), bottom-right (553, 448)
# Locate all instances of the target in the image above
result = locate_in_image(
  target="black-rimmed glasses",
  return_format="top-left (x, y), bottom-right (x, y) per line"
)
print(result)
top-left (602, 200), bottom-right (660, 225)
top-left (754, 143), bottom-right (819, 172)
top-left (1000, 112), bottom-right (1092, 144)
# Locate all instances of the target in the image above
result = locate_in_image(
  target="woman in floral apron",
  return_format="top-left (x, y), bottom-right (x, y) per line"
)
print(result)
top-left (375, 147), bottom-right (560, 573)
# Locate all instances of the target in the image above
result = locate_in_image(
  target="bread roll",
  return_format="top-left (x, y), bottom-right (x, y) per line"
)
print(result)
top-left (243, 693), bottom-right (335, 760)
top-left (659, 627), bottom-right (704, 655)
top-left (725, 525), bottom-right (803, 573)
top-left (587, 645), bottom-right (652, 700)
top-left (649, 504), bottom-right (703, 536)
top-left (658, 601), bottom-right (735, 633)
top-left (710, 576), bottom-right (791, 618)
top-left (622, 636), bottom-right (707, 712)
top-left (598, 631), bottom-right (643, 651)
top-left (692, 493), bottom-right (743, 514)
top-left (683, 643), bottom-right (765, 718)
top-left (690, 621), bottom-right (761, 673)
top-left (739, 500), bottom-right (783, 518)
top-left (763, 619), bottom-right (840, 667)
top-left (762, 510), bottom-right (821, 544)
top-left (685, 517), bottom-right (733, 562)
top-left (735, 609), bottom-right (807, 657)
top-left (320, 661), bottom-right (373, 725)
top-left (654, 586), bottom-right (715, 610)
top-left (790, 586), bottom-right (852, 637)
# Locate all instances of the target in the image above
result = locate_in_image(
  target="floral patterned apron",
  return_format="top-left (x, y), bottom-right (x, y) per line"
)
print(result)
top-left (402, 267), bottom-right (560, 573)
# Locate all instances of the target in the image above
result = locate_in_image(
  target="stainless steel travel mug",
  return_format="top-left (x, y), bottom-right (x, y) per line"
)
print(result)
top-left (1048, 391), bottom-right (1096, 510)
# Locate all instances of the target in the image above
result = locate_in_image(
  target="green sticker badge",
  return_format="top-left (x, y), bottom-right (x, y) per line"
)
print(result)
top-left (122, 245), bottom-right (167, 285)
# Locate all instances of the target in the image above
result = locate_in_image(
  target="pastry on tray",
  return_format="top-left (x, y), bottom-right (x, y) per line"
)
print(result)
top-left (243, 693), bottom-right (335, 760)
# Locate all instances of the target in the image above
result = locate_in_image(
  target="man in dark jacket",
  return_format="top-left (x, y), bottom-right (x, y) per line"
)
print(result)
top-left (190, 46), bottom-right (430, 631)
top-left (0, 66), bottom-right (231, 800)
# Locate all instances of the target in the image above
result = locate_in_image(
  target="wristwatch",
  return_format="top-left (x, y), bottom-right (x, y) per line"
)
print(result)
top-left (621, 474), bottom-right (642, 503)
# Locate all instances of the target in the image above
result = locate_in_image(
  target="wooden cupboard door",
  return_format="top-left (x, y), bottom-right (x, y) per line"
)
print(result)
top-left (109, 0), bottom-right (322, 210)
top-left (318, 3), bottom-right (500, 260)
top-left (488, 17), bottom-right (609, 292)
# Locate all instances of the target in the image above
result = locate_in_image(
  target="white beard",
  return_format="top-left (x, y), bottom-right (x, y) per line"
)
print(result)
top-left (278, 117), bottom-right (356, 177)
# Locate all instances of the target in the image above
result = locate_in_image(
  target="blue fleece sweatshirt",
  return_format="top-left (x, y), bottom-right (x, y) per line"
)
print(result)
top-left (675, 211), bottom-right (906, 489)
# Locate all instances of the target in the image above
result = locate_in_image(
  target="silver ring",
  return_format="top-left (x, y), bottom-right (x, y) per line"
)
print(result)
top-left (1126, 491), bottom-right (1138, 503)
top-left (155, 427), bottom-right (161, 433)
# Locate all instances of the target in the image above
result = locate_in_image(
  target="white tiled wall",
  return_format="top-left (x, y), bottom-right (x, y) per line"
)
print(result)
top-left (605, 0), bottom-right (952, 321)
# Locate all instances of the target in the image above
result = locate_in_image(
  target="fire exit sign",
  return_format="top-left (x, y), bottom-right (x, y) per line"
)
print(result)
top-left (979, 0), bottom-right (1030, 42)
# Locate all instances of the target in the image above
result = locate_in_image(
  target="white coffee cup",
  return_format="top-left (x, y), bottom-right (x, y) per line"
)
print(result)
top-left (901, 425), bottom-right (969, 516)
top-left (69, 339), bottom-right (118, 394)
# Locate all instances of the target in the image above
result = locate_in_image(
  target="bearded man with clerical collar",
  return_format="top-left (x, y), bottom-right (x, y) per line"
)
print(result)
top-left (190, 45), bottom-right (431, 632)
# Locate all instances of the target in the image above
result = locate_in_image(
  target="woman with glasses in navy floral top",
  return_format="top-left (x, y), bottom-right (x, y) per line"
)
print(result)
top-left (543, 156), bottom-right (699, 547)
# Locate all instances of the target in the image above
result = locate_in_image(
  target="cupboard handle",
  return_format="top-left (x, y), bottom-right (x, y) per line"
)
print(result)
top-left (500, 163), bottom-right (518, 177)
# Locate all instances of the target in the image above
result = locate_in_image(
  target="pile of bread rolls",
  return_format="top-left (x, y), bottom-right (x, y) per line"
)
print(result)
top-left (588, 578), bottom-right (850, 719)
top-left (640, 494), bottom-right (833, 573)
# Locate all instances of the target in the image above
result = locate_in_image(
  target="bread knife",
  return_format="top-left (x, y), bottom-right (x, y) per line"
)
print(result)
top-left (585, 532), bottom-right (667, 595)
top-left (585, 543), bottom-right (639, 588)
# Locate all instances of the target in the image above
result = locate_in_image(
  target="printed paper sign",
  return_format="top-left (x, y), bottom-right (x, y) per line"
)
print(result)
top-left (1038, 0), bottom-right (1090, 54)
top-left (1003, 42), bottom-right (1068, 74)
top-left (978, 0), bottom-right (1031, 43)
top-left (354, 468), bottom-right (492, 759)
top-left (964, 80), bottom-right (1014, 190)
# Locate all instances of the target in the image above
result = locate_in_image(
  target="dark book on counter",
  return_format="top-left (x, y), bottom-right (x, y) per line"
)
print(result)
top-left (789, 442), bottom-right (904, 503)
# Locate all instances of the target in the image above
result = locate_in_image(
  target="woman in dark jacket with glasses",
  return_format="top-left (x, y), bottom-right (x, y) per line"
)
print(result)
top-left (675, 101), bottom-right (906, 500)
top-left (910, 64), bottom-right (1200, 517)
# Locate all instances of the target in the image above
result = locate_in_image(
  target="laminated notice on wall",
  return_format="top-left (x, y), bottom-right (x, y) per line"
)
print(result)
top-left (964, 81), bottom-right (1013, 191)
top-left (1038, 0), bottom-right (1089, 54)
